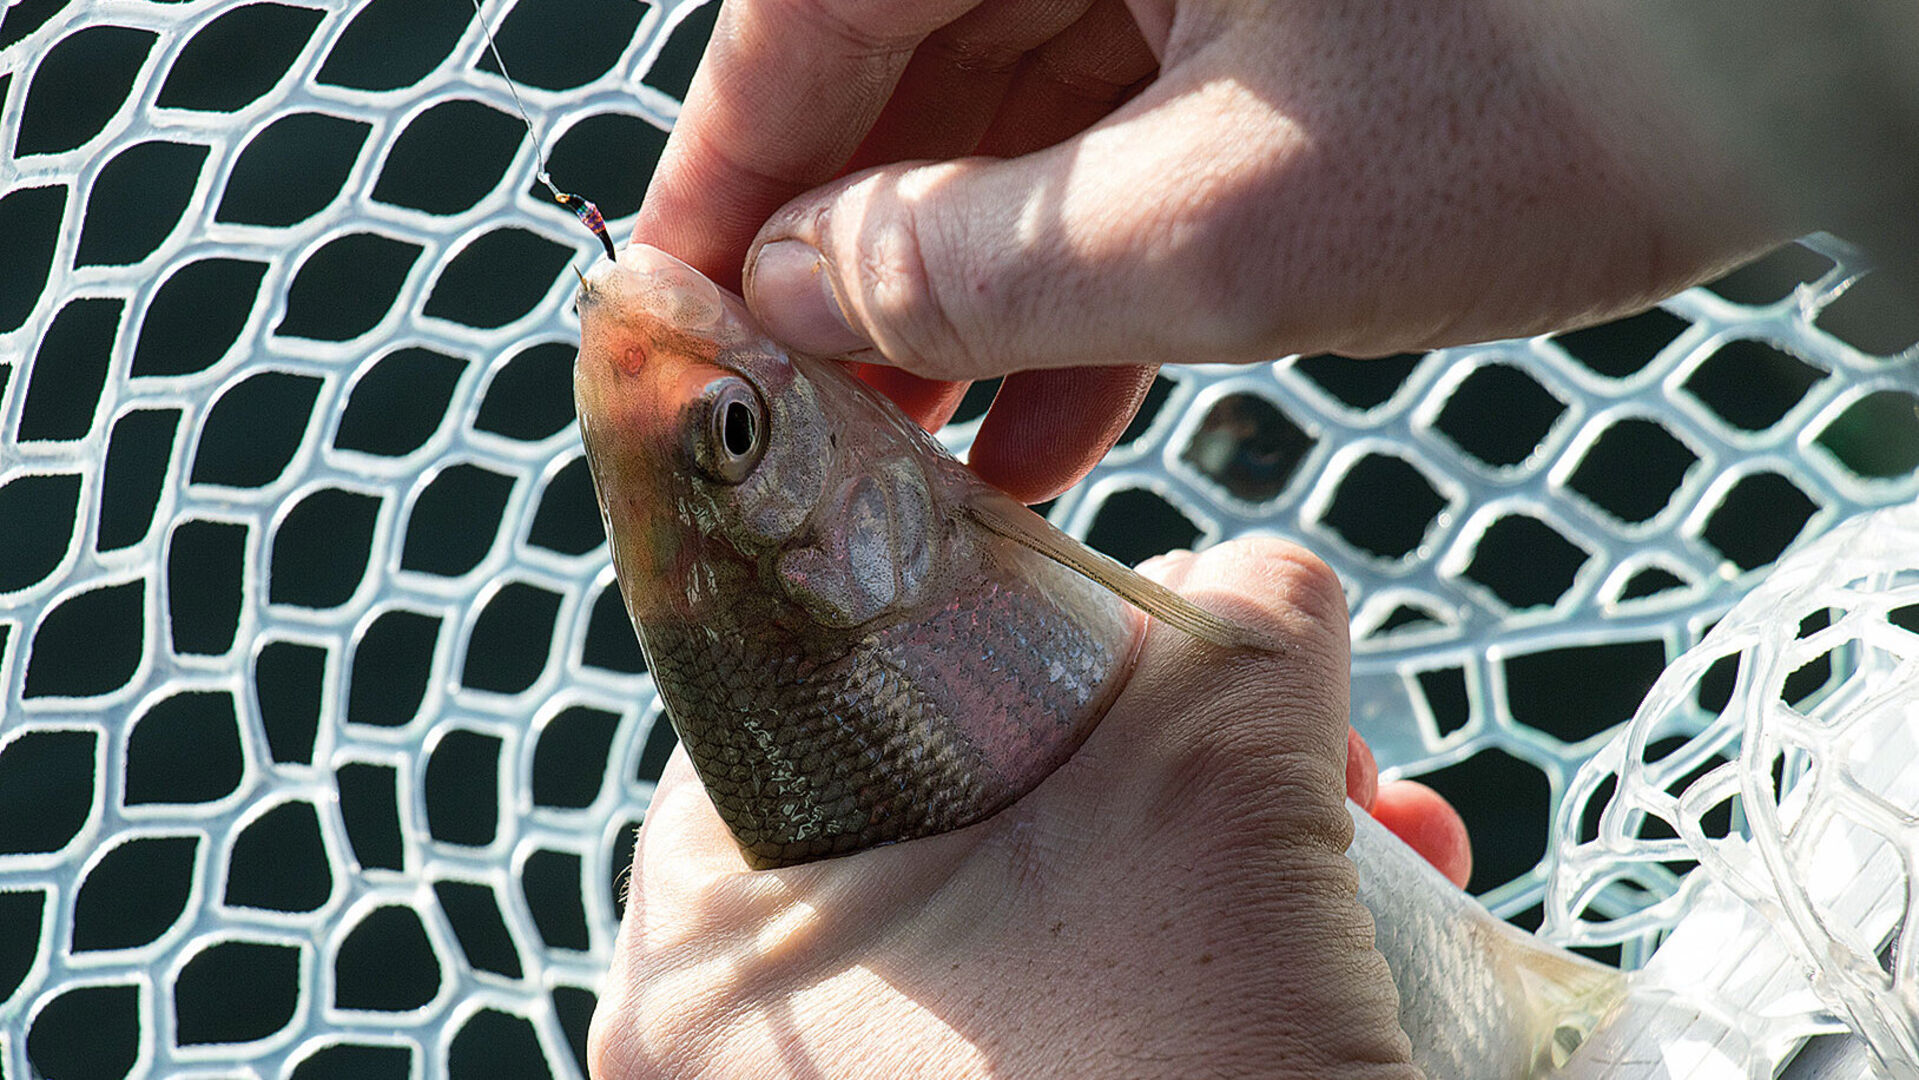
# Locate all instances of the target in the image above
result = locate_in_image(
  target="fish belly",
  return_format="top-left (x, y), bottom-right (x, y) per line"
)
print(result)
top-left (1347, 804), bottom-right (1626, 1079)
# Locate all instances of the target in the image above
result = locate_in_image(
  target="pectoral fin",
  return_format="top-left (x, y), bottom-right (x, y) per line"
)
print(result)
top-left (957, 487), bottom-right (1273, 652)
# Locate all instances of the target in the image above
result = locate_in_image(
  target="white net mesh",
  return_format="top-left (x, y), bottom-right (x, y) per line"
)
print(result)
top-left (2, 1), bottom-right (1918, 1076)
top-left (1054, 230), bottom-right (1919, 937)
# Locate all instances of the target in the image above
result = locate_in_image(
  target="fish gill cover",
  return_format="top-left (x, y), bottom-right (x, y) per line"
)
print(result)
top-left (1, 0), bottom-right (1918, 1076)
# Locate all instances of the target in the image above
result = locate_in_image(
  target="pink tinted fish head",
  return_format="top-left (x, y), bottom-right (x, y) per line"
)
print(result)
top-left (573, 244), bottom-right (833, 626)
top-left (573, 244), bottom-right (1143, 868)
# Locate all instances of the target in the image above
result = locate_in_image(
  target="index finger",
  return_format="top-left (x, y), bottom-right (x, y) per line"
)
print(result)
top-left (633, 0), bottom-right (983, 287)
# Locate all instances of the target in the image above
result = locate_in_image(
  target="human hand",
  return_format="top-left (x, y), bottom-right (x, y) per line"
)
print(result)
top-left (589, 539), bottom-right (1459, 1079)
top-left (633, 0), bottom-right (1790, 502)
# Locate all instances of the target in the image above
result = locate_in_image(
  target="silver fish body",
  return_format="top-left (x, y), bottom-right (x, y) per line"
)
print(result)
top-left (1348, 804), bottom-right (1624, 1078)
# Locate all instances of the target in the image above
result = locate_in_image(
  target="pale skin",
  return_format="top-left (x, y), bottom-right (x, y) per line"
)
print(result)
top-left (593, 541), bottom-right (1421, 1079)
top-left (599, 0), bottom-right (1802, 1075)
top-left (635, 0), bottom-right (1789, 505)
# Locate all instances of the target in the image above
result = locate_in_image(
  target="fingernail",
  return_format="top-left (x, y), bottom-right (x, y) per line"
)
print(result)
top-left (747, 240), bottom-right (871, 356)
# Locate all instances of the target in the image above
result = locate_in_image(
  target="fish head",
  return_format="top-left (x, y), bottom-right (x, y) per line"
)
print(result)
top-left (573, 244), bottom-right (833, 626)
top-left (573, 244), bottom-right (1251, 869)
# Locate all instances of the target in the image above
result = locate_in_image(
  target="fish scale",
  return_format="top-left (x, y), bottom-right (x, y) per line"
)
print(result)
top-left (641, 621), bottom-right (965, 862)
top-left (639, 558), bottom-right (1133, 867)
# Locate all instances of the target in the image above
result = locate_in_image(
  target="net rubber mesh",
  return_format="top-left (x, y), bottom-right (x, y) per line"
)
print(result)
top-left (1550, 501), bottom-right (1919, 1077)
top-left (2, 1), bottom-right (1919, 1077)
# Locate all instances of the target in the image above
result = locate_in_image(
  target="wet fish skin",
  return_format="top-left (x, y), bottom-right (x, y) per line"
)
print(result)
top-left (1348, 804), bottom-right (1624, 1078)
top-left (573, 244), bottom-right (1138, 868)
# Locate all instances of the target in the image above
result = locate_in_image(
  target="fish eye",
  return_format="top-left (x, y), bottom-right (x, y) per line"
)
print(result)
top-left (722, 399), bottom-right (755, 456)
top-left (691, 376), bottom-right (766, 484)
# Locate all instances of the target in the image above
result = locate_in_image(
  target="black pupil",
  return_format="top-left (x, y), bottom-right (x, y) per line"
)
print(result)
top-left (722, 400), bottom-right (755, 456)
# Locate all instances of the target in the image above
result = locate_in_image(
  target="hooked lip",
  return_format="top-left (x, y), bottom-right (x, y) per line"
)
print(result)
top-left (575, 252), bottom-right (620, 312)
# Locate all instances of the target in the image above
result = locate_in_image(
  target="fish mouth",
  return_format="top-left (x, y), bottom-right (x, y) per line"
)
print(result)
top-left (575, 244), bottom-right (732, 344)
top-left (575, 252), bottom-right (621, 312)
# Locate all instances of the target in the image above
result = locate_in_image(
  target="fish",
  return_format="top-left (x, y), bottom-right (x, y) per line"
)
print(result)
top-left (573, 243), bottom-right (1626, 1079)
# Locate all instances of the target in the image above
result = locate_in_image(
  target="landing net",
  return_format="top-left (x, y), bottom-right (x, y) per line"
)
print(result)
top-left (2, 1), bottom-right (1917, 1076)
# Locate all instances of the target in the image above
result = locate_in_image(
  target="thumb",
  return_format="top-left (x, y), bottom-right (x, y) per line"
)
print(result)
top-left (741, 80), bottom-right (1311, 380)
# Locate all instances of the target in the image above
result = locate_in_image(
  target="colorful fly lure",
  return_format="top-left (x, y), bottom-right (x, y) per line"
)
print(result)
top-left (471, 0), bottom-right (617, 261)
top-left (555, 190), bottom-right (618, 260)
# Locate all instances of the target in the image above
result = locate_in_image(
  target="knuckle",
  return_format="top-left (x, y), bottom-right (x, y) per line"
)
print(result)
top-left (585, 950), bottom-right (724, 1079)
top-left (845, 192), bottom-right (987, 381)
top-left (1191, 536), bottom-right (1350, 653)
top-left (1169, 218), bottom-right (1290, 358)
top-left (1137, 539), bottom-right (1356, 832)
top-left (588, 988), bottom-right (726, 1080)
top-left (586, 995), bottom-right (637, 1079)
top-left (1251, 538), bottom-right (1351, 640)
top-left (769, 0), bottom-right (909, 55)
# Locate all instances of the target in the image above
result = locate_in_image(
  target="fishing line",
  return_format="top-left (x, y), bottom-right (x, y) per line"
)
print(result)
top-left (471, 0), bottom-right (618, 260)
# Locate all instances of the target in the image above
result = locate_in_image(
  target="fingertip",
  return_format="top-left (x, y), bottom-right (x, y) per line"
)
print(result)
top-left (968, 365), bottom-right (1158, 503)
top-left (1345, 728), bottom-right (1378, 811)
top-left (850, 364), bottom-right (973, 431)
top-left (1168, 535), bottom-right (1349, 646)
top-left (1371, 780), bottom-right (1473, 889)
